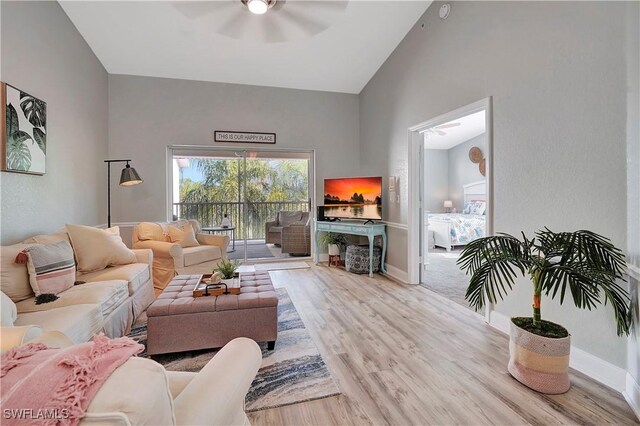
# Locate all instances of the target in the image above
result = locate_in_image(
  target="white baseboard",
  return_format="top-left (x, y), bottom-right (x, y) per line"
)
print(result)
top-left (488, 310), bottom-right (626, 393)
top-left (383, 263), bottom-right (408, 284)
top-left (624, 373), bottom-right (640, 420)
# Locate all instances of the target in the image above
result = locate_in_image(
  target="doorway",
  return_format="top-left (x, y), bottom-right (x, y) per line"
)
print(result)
top-left (168, 146), bottom-right (314, 263)
top-left (407, 98), bottom-right (493, 313)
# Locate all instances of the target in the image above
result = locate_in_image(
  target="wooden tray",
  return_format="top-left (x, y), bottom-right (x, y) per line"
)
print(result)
top-left (193, 274), bottom-right (241, 297)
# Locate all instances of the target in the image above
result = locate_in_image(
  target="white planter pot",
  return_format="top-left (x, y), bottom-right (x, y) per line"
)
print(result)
top-left (507, 318), bottom-right (571, 394)
top-left (328, 244), bottom-right (340, 256)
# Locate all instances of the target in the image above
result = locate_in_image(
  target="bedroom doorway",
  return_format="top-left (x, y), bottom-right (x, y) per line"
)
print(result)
top-left (407, 98), bottom-right (493, 314)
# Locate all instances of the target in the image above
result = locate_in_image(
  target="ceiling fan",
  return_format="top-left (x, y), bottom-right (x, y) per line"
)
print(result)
top-left (424, 122), bottom-right (461, 137)
top-left (171, 0), bottom-right (348, 44)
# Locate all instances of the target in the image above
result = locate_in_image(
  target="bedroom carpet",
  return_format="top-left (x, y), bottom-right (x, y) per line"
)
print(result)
top-left (420, 248), bottom-right (474, 311)
top-left (128, 287), bottom-right (339, 412)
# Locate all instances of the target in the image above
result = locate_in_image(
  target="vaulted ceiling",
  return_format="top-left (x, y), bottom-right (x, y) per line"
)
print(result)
top-left (60, 1), bottom-right (432, 94)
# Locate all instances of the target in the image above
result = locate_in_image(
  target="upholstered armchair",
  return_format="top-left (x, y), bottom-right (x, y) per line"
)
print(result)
top-left (265, 211), bottom-right (311, 255)
top-left (132, 219), bottom-right (229, 291)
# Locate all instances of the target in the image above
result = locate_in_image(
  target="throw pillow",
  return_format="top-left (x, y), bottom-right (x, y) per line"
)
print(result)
top-left (66, 224), bottom-right (137, 273)
top-left (19, 240), bottom-right (76, 297)
top-left (168, 222), bottom-right (200, 248)
top-left (0, 243), bottom-right (35, 302)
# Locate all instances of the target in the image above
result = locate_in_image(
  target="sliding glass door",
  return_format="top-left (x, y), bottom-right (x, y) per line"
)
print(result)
top-left (169, 147), bottom-right (313, 262)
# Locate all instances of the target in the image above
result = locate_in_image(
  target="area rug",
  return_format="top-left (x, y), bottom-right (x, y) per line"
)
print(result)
top-left (254, 261), bottom-right (310, 272)
top-left (227, 243), bottom-right (275, 260)
top-left (128, 288), bottom-right (339, 412)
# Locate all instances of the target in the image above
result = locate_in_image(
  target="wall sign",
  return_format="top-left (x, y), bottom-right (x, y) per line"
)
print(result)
top-left (214, 130), bottom-right (276, 144)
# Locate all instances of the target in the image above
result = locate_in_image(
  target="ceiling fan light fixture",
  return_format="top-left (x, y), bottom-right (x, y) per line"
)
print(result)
top-left (247, 0), bottom-right (269, 15)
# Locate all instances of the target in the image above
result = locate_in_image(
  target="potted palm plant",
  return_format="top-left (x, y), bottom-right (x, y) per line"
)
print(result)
top-left (457, 228), bottom-right (631, 394)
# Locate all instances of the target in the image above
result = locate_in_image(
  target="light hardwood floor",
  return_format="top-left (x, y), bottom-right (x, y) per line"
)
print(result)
top-left (247, 264), bottom-right (638, 426)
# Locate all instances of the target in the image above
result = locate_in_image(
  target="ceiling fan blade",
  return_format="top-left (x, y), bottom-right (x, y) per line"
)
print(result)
top-left (261, 15), bottom-right (287, 43)
top-left (277, 5), bottom-right (331, 37)
top-left (171, 1), bottom-right (235, 20)
top-left (217, 9), bottom-right (250, 40)
top-left (435, 122), bottom-right (461, 129)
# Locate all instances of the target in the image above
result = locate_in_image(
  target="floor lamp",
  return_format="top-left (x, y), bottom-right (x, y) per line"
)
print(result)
top-left (105, 159), bottom-right (143, 228)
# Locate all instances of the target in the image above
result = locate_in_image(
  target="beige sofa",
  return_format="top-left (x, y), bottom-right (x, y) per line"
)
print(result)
top-left (0, 230), bottom-right (155, 343)
top-left (0, 327), bottom-right (262, 426)
top-left (132, 219), bottom-right (229, 291)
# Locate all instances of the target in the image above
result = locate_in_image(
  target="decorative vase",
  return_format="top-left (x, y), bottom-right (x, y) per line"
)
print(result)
top-left (507, 319), bottom-right (571, 394)
top-left (328, 244), bottom-right (340, 256)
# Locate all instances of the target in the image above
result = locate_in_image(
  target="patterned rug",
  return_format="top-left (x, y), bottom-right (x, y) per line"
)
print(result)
top-left (128, 288), bottom-right (339, 412)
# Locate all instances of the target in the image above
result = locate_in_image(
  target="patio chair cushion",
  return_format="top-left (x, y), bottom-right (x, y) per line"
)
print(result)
top-left (183, 246), bottom-right (222, 267)
top-left (268, 226), bottom-right (283, 233)
top-left (278, 211), bottom-right (303, 226)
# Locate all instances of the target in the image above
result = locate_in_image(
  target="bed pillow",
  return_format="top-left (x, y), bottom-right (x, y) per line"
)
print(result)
top-left (462, 202), bottom-right (472, 214)
top-left (21, 240), bottom-right (76, 296)
top-left (469, 201), bottom-right (487, 215)
top-left (168, 222), bottom-right (200, 248)
top-left (66, 224), bottom-right (137, 273)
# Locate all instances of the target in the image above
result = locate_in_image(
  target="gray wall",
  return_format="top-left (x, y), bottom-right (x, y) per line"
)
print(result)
top-left (625, 0), bottom-right (640, 397)
top-left (447, 134), bottom-right (485, 212)
top-left (359, 1), bottom-right (636, 367)
top-left (108, 75), bottom-right (359, 224)
top-left (424, 149), bottom-right (448, 212)
top-left (0, 1), bottom-right (108, 244)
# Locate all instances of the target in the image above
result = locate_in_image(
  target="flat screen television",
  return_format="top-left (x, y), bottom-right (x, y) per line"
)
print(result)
top-left (323, 176), bottom-right (382, 221)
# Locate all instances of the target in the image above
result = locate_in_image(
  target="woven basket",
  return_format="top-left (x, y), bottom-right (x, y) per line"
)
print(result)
top-left (507, 319), bottom-right (570, 394)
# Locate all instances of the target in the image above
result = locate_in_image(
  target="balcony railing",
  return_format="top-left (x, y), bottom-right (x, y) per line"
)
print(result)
top-left (173, 201), bottom-right (310, 241)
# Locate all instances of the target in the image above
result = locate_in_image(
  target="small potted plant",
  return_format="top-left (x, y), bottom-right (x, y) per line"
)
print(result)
top-left (318, 232), bottom-right (349, 256)
top-left (458, 228), bottom-right (631, 394)
top-left (214, 259), bottom-right (240, 283)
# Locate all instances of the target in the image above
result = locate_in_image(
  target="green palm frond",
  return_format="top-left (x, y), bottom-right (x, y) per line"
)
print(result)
top-left (458, 228), bottom-right (631, 336)
top-left (458, 234), bottom-right (532, 310)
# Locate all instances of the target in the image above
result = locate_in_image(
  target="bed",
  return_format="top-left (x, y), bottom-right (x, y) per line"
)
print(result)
top-left (428, 181), bottom-right (487, 251)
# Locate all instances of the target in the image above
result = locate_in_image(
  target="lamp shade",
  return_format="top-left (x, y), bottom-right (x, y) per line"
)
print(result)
top-left (443, 200), bottom-right (453, 208)
top-left (120, 164), bottom-right (143, 186)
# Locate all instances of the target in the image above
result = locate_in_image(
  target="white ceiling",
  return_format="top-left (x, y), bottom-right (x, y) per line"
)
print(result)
top-left (59, 1), bottom-right (432, 94)
top-left (423, 111), bottom-right (486, 150)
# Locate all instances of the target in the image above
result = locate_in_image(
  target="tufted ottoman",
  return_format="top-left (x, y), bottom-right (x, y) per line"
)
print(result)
top-left (345, 244), bottom-right (382, 274)
top-left (146, 272), bottom-right (278, 355)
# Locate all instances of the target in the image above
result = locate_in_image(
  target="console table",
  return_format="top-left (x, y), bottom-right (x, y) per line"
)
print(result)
top-left (314, 220), bottom-right (387, 277)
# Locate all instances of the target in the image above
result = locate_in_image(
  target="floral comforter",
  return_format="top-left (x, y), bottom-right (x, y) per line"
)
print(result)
top-left (429, 213), bottom-right (486, 245)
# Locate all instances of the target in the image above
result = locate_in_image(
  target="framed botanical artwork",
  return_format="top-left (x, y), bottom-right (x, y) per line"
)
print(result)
top-left (1, 82), bottom-right (47, 175)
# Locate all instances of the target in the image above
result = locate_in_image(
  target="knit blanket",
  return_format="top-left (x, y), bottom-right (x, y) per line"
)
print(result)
top-left (0, 335), bottom-right (143, 426)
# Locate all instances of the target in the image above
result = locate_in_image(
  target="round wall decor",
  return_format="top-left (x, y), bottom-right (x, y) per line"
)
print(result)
top-left (469, 146), bottom-right (483, 164)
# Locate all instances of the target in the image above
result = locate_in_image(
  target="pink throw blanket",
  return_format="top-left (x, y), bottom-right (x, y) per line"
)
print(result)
top-left (1, 334), bottom-right (143, 426)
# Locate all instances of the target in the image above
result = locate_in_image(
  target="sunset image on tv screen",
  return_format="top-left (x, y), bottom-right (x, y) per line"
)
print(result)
top-left (323, 177), bottom-right (382, 220)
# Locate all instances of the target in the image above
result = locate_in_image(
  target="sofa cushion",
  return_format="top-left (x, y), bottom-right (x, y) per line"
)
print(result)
top-left (24, 240), bottom-right (76, 296)
top-left (66, 224), bottom-right (137, 273)
top-left (168, 222), bottom-right (200, 248)
top-left (16, 280), bottom-right (129, 320)
top-left (278, 211), bottom-right (303, 226)
top-left (0, 243), bottom-right (35, 302)
top-left (183, 246), bottom-right (221, 267)
top-left (15, 304), bottom-right (102, 344)
top-left (1, 291), bottom-right (17, 326)
top-left (84, 357), bottom-right (175, 426)
top-left (22, 231), bottom-right (70, 245)
top-left (79, 264), bottom-right (150, 296)
top-left (136, 222), bottom-right (166, 242)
